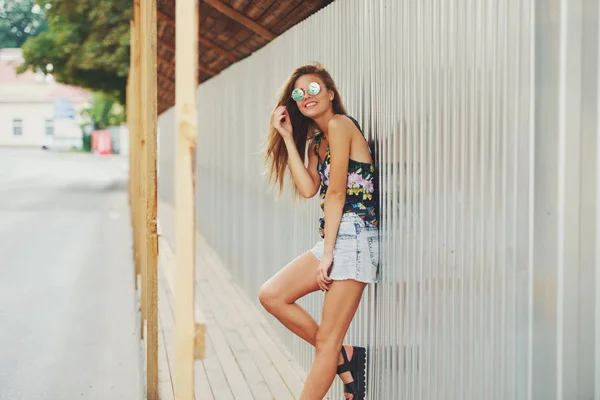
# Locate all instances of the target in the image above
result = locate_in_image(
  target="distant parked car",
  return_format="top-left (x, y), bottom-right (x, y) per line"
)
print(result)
top-left (41, 136), bottom-right (83, 152)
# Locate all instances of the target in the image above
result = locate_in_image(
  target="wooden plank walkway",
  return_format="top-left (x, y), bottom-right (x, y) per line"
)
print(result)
top-left (157, 200), bottom-right (306, 399)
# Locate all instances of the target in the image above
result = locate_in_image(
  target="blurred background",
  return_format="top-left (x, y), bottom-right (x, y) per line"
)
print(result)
top-left (0, 1), bottom-right (141, 399)
top-left (1, 0), bottom-right (599, 399)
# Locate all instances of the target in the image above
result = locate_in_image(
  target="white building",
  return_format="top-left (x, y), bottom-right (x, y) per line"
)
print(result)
top-left (0, 48), bottom-right (90, 149)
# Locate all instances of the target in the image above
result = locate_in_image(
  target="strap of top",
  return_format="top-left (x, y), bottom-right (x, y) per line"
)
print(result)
top-left (313, 131), bottom-right (323, 158)
top-left (341, 115), bottom-right (373, 156)
top-left (312, 115), bottom-right (363, 159)
top-left (343, 115), bottom-right (363, 134)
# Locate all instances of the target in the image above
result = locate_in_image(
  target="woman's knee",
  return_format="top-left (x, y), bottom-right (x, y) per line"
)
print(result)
top-left (258, 282), bottom-right (281, 312)
top-left (314, 326), bottom-right (343, 354)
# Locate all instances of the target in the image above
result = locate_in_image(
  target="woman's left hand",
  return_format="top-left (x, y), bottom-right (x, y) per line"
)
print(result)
top-left (316, 253), bottom-right (334, 291)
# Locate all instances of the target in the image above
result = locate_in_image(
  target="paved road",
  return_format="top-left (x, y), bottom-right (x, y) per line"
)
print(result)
top-left (0, 148), bottom-right (143, 400)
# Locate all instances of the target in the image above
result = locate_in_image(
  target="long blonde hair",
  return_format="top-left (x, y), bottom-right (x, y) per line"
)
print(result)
top-left (264, 63), bottom-right (347, 196)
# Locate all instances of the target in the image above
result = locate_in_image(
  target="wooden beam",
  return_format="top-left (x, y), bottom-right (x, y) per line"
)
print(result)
top-left (197, 36), bottom-right (236, 62)
top-left (157, 35), bottom-right (176, 53)
top-left (140, 0), bottom-right (159, 397)
top-left (156, 221), bottom-right (207, 374)
top-left (194, 309), bottom-right (206, 360)
top-left (204, 0), bottom-right (276, 40)
top-left (157, 74), bottom-right (175, 108)
top-left (128, 20), bottom-right (141, 291)
top-left (157, 9), bottom-right (238, 63)
top-left (158, 43), bottom-right (218, 76)
top-left (127, 25), bottom-right (132, 209)
top-left (133, 0), bottom-right (145, 344)
top-left (158, 65), bottom-right (217, 116)
top-left (157, 79), bottom-right (174, 98)
top-left (175, 0), bottom-right (203, 398)
top-left (158, 17), bottom-right (167, 37)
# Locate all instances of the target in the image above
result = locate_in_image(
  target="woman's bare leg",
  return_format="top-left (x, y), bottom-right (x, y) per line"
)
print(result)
top-left (299, 279), bottom-right (366, 400)
top-left (258, 251), bottom-right (321, 343)
top-left (258, 251), bottom-right (357, 391)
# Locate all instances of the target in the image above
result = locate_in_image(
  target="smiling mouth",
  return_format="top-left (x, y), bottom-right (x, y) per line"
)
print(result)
top-left (305, 101), bottom-right (317, 109)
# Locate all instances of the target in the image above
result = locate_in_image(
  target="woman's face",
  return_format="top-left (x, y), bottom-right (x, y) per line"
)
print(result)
top-left (292, 74), bottom-right (333, 119)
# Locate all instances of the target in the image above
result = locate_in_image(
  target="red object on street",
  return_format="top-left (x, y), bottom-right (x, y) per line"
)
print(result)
top-left (92, 130), bottom-right (113, 155)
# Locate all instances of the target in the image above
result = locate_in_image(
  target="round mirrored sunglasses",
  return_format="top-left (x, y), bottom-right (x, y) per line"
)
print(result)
top-left (291, 82), bottom-right (321, 102)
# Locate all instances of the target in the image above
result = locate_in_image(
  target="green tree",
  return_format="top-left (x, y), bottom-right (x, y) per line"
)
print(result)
top-left (81, 91), bottom-right (125, 130)
top-left (17, 0), bottom-right (131, 104)
top-left (0, 0), bottom-right (49, 48)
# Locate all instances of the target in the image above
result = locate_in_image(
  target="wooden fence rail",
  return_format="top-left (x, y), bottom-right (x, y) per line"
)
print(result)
top-left (128, 0), bottom-right (205, 399)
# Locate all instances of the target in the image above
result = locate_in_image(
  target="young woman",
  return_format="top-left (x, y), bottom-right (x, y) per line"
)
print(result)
top-left (259, 63), bottom-right (379, 400)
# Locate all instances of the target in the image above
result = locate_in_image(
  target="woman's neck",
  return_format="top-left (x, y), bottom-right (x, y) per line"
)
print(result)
top-left (313, 109), bottom-right (337, 137)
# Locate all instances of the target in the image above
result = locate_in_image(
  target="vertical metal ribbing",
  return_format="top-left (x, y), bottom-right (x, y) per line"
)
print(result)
top-left (400, 0), bottom-right (408, 397)
top-left (409, 0), bottom-right (418, 397)
top-left (487, 0), bottom-right (496, 394)
top-left (387, 0), bottom-right (397, 396)
top-left (417, 0), bottom-right (426, 396)
top-left (405, 0), bottom-right (413, 395)
top-left (484, 1), bottom-right (493, 396)
top-left (394, 0), bottom-right (403, 394)
top-left (441, 0), bottom-right (449, 392)
top-left (467, 0), bottom-right (477, 397)
top-left (390, 0), bottom-right (397, 396)
top-left (556, 1), bottom-right (568, 393)
top-left (526, 0), bottom-right (536, 397)
top-left (432, 0), bottom-right (441, 396)
top-left (450, 1), bottom-right (458, 397)
top-left (499, 0), bottom-right (509, 396)
top-left (596, 2), bottom-right (600, 388)
top-left (497, 0), bottom-right (505, 396)
top-left (492, 1), bottom-right (500, 395)
top-left (477, 1), bottom-right (486, 394)
top-left (596, 0), bottom-right (600, 392)
top-left (425, 0), bottom-right (434, 397)
top-left (153, 0), bottom-right (600, 398)
top-left (410, 0), bottom-right (418, 389)
top-left (459, 1), bottom-right (468, 397)
top-left (508, 0), bottom-right (521, 395)
top-left (385, 0), bottom-right (396, 397)
top-left (371, 1), bottom-right (384, 398)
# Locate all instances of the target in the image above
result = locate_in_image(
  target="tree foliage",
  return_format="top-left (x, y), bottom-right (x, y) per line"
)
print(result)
top-left (0, 0), bottom-right (48, 48)
top-left (17, 0), bottom-right (131, 104)
top-left (81, 92), bottom-right (125, 130)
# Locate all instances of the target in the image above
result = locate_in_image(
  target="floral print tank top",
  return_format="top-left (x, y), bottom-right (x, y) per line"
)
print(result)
top-left (313, 115), bottom-right (379, 238)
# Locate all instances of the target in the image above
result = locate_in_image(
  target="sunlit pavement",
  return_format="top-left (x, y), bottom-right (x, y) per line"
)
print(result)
top-left (0, 148), bottom-right (143, 400)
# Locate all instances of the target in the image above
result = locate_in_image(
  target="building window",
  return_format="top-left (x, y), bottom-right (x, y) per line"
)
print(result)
top-left (45, 119), bottom-right (54, 136)
top-left (13, 119), bottom-right (22, 136)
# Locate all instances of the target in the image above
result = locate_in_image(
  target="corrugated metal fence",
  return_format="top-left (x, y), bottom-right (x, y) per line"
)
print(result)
top-left (158, 0), bottom-right (600, 398)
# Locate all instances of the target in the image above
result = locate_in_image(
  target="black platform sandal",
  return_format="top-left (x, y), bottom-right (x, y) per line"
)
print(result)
top-left (336, 346), bottom-right (367, 400)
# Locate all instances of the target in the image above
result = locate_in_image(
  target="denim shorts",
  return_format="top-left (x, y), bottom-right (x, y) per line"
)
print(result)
top-left (310, 212), bottom-right (380, 283)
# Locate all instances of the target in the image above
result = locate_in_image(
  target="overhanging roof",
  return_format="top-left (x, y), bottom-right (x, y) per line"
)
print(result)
top-left (156, 0), bottom-right (334, 114)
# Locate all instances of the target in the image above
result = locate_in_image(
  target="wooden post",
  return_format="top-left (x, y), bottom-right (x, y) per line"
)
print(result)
top-left (140, 0), bottom-right (158, 397)
top-left (127, 28), bottom-right (131, 210)
top-left (127, 26), bottom-right (132, 214)
top-left (132, 0), bottom-right (146, 341)
top-left (175, 0), bottom-right (200, 398)
top-left (129, 19), bottom-right (141, 291)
